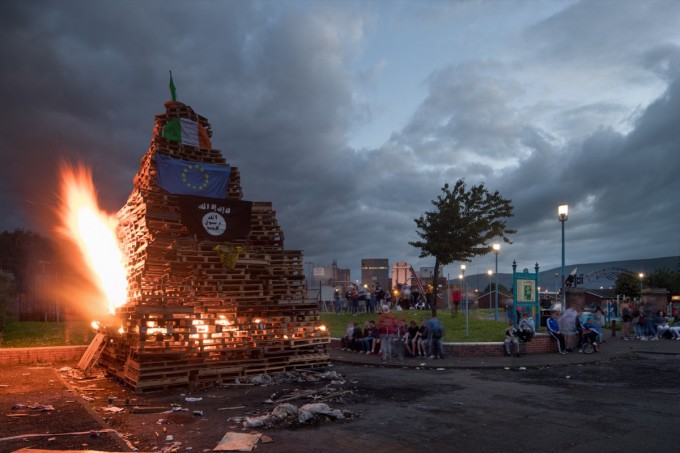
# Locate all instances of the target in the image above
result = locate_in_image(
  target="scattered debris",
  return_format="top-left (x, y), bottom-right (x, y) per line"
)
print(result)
top-left (297, 403), bottom-right (345, 423)
top-left (264, 383), bottom-right (353, 405)
top-left (102, 406), bottom-right (125, 413)
top-left (132, 406), bottom-right (170, 414)
top-left (218, 406), bottom-right (245, 411)
top-left (11, 403), bottom-right (55, 412)
top-left (214, 431), bottom-right (262, 451)
top-left (240, 402), bottom-right (353, 429)
top-left (185, 396), bottom-right (203, 402)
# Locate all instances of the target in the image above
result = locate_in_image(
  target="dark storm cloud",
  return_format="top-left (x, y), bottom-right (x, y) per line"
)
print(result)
top-left (0, 0), bottom-right (678, 281)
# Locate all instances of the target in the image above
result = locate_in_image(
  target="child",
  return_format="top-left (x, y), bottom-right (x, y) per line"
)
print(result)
top-left (518, 312), bottom-right (535, 343)
top-left (504, 320), bottom-right (521, 357)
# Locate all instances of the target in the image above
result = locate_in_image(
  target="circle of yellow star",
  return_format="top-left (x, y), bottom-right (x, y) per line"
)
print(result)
top-left (181, 164), bottom-right (210, 191)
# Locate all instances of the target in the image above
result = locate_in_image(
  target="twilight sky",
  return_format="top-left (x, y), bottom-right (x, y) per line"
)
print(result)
top-left (1, 0), bottom-right (679, 282)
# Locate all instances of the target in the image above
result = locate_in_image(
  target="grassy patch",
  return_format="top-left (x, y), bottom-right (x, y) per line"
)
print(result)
top-left (321, 309), bottom-right (520, 342)
top-left (0, 321), bottom-right (95, 347)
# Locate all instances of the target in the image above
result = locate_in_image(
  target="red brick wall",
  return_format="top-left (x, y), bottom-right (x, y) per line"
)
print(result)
top-left (0, 346), bottom-right (88, 365)
top-left (442, 333), bottom-right (555, 357)
top-left (331, 333), bottom-right (557, 357)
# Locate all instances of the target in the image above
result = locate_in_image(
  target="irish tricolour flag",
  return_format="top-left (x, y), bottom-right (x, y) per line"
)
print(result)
top-left (162, 118), bottom-right (212, 149)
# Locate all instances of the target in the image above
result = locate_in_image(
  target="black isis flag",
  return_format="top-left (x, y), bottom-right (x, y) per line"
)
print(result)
top-left (178, 195), bottom-right (252, 241)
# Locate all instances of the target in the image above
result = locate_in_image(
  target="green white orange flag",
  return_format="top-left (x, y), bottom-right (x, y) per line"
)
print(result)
top-left (162, 117), bottom-right (212, 149)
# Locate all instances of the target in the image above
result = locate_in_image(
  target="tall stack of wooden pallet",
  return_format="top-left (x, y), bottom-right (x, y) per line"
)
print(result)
top-left (98, 100), bottom-right (329, 392)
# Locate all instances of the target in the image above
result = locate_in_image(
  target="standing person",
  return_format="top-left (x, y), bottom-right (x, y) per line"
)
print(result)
top-left (411, 289), bottom-right (420, 310)
top-left (427, 316), bottom-right (445, 359)
top-left (621, 299), bottom-right (633, 340)
top-left (547, 311), bottom-right (567, 354)
top-left (333, 291), bottom-right (342, 314)
top-left (369, 288), bottom-right (377, 314)
top-left (379, 315), bottom-right (396, 363)
top-left (559, 307), bottom-right (578, 352)
top-left (349, 288), bottom-right (359, 316)
top-left (504, 320), bottom-right (521, 357)
top-left (375, 285), bottom-right (386, 314)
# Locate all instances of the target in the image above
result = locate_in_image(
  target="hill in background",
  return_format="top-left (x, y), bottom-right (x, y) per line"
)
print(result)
top-left (457, 256), bottom-right (680, 293)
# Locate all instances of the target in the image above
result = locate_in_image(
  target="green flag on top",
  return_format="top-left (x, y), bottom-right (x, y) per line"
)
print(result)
top-left (169, 70), bottom-right (177, 101)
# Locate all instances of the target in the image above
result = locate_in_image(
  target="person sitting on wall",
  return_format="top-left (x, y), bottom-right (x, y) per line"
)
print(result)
top-left (517, 312), bottom-right (535, 343)
top-left (360, 320), bottom-right (379, 354)
top-left (654, 310), bottom-right (671, 339)
top-left (416, 319), bottom-right (430, 358)
top-left (504, 320), bottom-right (521, 357)
top-left (404, 320), bottom-right (419, 357)
top-left (669, 311), bottom-right (680, 340)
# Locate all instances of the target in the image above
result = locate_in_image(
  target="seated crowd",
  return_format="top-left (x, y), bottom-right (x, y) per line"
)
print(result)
top-left (340, 314), bottom-right (445, 362)
top-left (546, 307), bottom-right (602, 354)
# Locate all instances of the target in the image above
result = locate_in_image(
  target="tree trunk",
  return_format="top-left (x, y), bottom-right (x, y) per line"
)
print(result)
top-left (431, 258), bottom-right (440, 317)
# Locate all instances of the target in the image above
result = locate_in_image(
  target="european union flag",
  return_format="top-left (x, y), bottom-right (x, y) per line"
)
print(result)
top-left (156, 153), bottom-right (230, 198)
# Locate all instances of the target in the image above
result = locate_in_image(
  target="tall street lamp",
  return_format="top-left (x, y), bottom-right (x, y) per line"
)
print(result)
top-left (639, 273), bottom-right (644, 303)
top-left (493, 243), bottom-right (500, 321)
top-left (487, 269), bottom-right (493, 310)
top-left (461, 264), bottom-right (468, 337)
top-left (558, 205), bottom-right (568, 309)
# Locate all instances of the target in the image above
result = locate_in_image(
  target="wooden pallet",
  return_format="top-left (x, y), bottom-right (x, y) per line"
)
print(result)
top-left (77, 333), bottom-right (108, 373)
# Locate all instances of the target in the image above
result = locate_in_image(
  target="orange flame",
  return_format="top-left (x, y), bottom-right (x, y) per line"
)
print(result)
top-left (58, 163), bottom-right (127, 314)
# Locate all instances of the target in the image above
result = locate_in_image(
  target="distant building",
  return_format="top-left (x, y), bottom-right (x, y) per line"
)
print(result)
top-left (308, 260), bottom-right (350, 289)
top-left (361, 258), bottom-right (389, 290)
top-left (419, 267), bottom-right (435, 285)
top-left (391, 261), bottom-right (412, 288)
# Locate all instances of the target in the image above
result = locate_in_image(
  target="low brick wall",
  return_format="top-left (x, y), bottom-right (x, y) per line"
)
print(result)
top-left (0, 346), bottom-right (88, 365)
top-left (442, 333), bottom-right (556, 357)
top-left (332, 333), bottom-right (557, 357)
top-left (1, 335), bottom-right (558, 365)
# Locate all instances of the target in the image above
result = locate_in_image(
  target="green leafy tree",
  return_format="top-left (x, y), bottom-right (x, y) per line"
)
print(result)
top-left (0, 273), bottom-right (16, 339)
top-left (410, 180), bottom-right (516, 317)
top-left (615, 270), bottom-right (643, 298)
top-left (646, 267), bottom-right (680, 294)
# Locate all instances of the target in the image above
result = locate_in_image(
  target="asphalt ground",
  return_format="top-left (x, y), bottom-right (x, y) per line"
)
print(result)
top-left (1, 334), bottom-right (679, 452)
top-left (329, 333), bottom-right (680, 369)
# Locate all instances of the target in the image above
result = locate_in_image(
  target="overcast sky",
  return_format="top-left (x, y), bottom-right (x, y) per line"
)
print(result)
top-left (1, 0), bottom-right (679, 282)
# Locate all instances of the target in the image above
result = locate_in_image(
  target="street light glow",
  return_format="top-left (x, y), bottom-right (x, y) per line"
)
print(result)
top-left (558, 204), bottom-right (569, 221)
